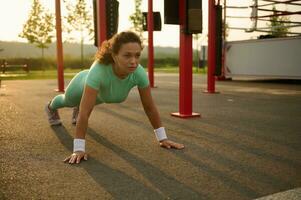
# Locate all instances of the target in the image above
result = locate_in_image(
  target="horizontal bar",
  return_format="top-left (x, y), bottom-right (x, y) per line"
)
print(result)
top-left (228, 27), bottom-right (301, 35)
top-left (255, 11), bottom-right (301, 18)
top-left (258, 18), bottom-right (301, 25)
top-left (226, 6), bottom-right (249, 9)
top-left (257, 8), bottom-right (301, 12)
top-left (256, 24), bottom-right (301, 29)
top-left (253, 29), bottom-right (301, 35)
top-left (228, 27), bottom-right (249, 30)
top-left (261, 0), bottom-right (301, 6)
top-left (226, 16), bottom-right (250, 19)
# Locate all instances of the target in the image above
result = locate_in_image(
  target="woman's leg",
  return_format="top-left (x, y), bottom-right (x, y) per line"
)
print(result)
top-left (49, 70), bottom-right (88, 110)
top-left (45, 71), bottom-right (88, 126)
top-left (49, 94), bottom-right (69, 110)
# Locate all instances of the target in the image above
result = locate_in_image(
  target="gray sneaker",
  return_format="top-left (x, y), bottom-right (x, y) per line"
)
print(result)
top-left (45, 102), bottom-right (62, 126)
top-left (72, 107), bottom-right (79, 125)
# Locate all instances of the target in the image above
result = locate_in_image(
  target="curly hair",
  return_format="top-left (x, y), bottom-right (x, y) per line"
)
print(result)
top-left (95, 31), bottom-right (143, 65)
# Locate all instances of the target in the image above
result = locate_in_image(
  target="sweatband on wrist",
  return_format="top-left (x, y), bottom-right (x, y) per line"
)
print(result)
top-left (73, 139), bottom-right (85, 152)
top-left (154, 127), bottom-right (168, 141)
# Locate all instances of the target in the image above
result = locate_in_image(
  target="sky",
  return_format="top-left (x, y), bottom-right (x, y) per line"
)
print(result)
top-left (0, 0), bottom-right (300, 47)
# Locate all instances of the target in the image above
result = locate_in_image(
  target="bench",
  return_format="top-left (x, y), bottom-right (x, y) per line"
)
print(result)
top-left (1, 60), bottom-right (29, 74)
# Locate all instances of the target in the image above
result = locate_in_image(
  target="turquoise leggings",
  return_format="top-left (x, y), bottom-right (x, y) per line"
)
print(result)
top-left (49, 70), bottom-right (89, 110)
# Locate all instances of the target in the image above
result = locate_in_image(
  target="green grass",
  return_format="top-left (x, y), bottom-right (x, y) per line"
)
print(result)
top-left (0, 66), bottom-right (207, 81)
top-left (0, 69), bottom-right (82, 80)
top-left (155, 66), bottom-right (207, 74)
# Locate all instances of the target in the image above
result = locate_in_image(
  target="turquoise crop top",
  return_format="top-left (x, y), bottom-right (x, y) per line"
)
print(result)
top-left (85, 61), bottom-right (149, 104)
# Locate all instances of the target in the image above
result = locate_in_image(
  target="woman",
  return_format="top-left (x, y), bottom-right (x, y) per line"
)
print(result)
top-left (45, 31), bottom-right (184, 164)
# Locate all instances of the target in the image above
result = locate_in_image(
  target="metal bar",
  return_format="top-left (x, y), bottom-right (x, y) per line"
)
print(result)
top-left (255, 24), bottom-right (301, 29)
top-left (261, 0), bottom-right (301, 4)
top-left (253, 28), bottom-right (301, 34)
top-left (219, 0), bottom-right (227, 79)
top-left (224, 0), bottom-right (227, 41)
top-left (255, 11), bottom-right (301, 18)
top-left (257, 18), bottom-right (301, 24)
top-left (228, 27), bottom-right (249, 30)
top-left (229, 24), bottom-right (301, 30)
top-left (55, 0), bottom-right (64, 92)
top-left (225, 6), bottom-right (249, 9)
top-left (207, 0), bottom-right (217, 93)
top-left (98, 0), bottom-right (107, 45)
top-left (228, 26), bottom-right (301, 35)
top-left (258, 8), bottom-right (301, 12)
top-left (260, 0), bottom-right (301, 6)
top-left (171, 0), bottom-right (200, 118)
top-left (147, 0), bottom-right (155, 88)
top-left (226, 15), bottom-right (250, 18)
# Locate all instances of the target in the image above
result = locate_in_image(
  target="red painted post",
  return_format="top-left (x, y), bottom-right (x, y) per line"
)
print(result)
top-left (206, 0), bottom-right (217, 93)
top-left (219, 0), bottom-right (225, 80)
top-left (97, 0), bottom-right (107, 46)
top-left (147, 0), bottom-right (155, 87)
top-left (55, 0), bottom-right (64, 92)
top-left (171, 0), bottom-right (200, 118)
top-left (217, 0), bottom-right (226, 80)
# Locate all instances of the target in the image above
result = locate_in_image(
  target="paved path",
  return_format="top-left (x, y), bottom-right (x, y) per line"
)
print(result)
top-left (0, 74), bottom-right (300, 199)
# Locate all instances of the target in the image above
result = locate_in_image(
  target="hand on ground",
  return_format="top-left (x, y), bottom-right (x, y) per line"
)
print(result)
top-left (63, 151), bottom-right (88, 164)
top-left (160, 139), bottom-right (185, 150)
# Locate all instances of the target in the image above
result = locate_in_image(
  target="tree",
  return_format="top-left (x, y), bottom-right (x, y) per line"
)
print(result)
top-left (64, 0), bottom-right (93, 68)
top-left (223, 22), bottom-right (229, 40)
top-left (129, 0), bottom-right (144, 39)
top-left (193, 34), bottom-right (208, 72)
top-left (268, 6), bottom-right (290, 37)
top-left (193, 34), bottom-right (200, 72)
top-left (19, 0), bottom-right (54, 69)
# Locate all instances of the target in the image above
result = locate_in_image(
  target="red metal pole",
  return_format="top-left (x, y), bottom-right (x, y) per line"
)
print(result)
top-left (221, 0), bottom-right (227, 80)
top-left (55, 0), bottom-right (64, 92)
top-left (171, 0), bottom-right (200, 118)
top-left (217, 0), bottom-right (226, 80)
top-left (206, 0), bottom-right (216, 93)
top-left (147, 0), bottom-right (155, 87)
top-left (98, 0), bottom-right (107, 46)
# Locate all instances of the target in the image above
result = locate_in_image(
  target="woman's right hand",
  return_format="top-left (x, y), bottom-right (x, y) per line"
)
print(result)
top-left (63, 151), bottom-right (88, 164)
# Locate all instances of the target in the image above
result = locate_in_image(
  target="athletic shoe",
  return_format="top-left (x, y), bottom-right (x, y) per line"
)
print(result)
top-left (72, 107), bottom-right (79, 125)
top-left (45, 102), bottom-right (62, 126)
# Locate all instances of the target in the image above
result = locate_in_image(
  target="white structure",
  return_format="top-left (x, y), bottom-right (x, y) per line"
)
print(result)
top-left (225, 36), bottom-right (301, 79)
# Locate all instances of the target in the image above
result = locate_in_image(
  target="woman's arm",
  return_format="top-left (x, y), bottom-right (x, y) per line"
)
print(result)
top-left (138, 86), bottom-right (184, 149)
top-left (138, 86), bottom-right (162, 129)
top-left (64, 85), bottom-right (98, 164)
top-left (75, 85), bottom-right (98, 139)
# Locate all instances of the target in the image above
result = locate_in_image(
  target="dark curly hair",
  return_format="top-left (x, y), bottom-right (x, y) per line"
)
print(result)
top-left (95, 31), bottom-right (143, 65)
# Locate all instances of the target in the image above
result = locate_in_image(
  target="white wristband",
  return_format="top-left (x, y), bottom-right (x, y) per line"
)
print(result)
top-left (73, 139), bottom-right (85, 152)
top-left (154, 127), bottom-right (168, 141)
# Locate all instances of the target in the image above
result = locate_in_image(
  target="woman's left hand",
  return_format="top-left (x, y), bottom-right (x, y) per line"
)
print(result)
top-left (159, 139), bottom-right (185, 150)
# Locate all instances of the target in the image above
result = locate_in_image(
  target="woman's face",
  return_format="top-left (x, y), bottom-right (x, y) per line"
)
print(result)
top-left (113, 42), bottom-right (142, 75)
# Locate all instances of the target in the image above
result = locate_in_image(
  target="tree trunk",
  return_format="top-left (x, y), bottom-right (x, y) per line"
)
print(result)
top-left (41, 47), bottom-right (45, 71)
